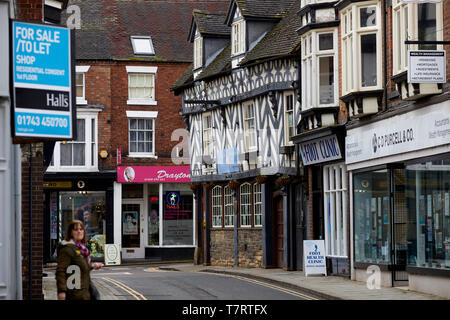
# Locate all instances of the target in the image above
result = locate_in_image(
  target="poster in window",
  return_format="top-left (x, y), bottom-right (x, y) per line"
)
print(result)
top-left (436, 232), bottom-right (443, 250)
top-left (383, 197), bottom-right (389, 225)
top-left (377, 197), bottom-right (381, 217)
top-left (435, 214), bottom-right (440, 230)
top-left (445, 193), bottom-right (450, 217)
top-left (123, 211), bottom-right (138, 235)
top-left (419, 195), bottom-right (426, 226)
top-left (427, 194), bottom-right (432, 217)
top-left (371, 198), bottom-right (376, 212)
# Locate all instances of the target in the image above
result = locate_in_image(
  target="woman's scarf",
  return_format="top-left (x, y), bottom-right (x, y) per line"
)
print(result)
top-left (74, 240), bottom-right (91, 264)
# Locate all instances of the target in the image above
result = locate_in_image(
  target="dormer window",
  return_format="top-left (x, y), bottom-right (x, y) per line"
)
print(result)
top-left (131, 36), bottom-right (155, 56)
top-left (193, 37), bottom-right (203, 70)
top-left (232, 20), bottom-right (245, 56)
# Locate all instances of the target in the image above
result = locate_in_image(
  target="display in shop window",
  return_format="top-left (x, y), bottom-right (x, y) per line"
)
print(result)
top-left (123, 211), bottom-right (138, 235)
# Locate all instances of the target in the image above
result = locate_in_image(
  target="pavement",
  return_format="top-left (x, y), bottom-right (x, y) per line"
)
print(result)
top-left (42, 262), bottom-right (447, 300)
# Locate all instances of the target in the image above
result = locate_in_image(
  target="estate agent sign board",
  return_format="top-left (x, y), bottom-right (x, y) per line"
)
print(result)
top-left (11, 21), bottom-right (75, 140)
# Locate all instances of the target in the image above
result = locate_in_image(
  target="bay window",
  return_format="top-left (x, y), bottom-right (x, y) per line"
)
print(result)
top-left (392, 0), bottom-right (443, 75)
top-left (301, 30), bottom-right (338, 109)
top-left (341, 2), bottom-right (381, 94)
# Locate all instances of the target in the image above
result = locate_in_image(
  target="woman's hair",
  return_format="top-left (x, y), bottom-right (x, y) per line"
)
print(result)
top-left (65, 220), bottom-right (87, 243)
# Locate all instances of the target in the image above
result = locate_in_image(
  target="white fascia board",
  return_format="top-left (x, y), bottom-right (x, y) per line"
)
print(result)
top-left (126, 110), bottom-right (158, 118)
top-left (76, 66), bottom-right (90, 73)
top-left (126, 66), bottom-right (158, 74)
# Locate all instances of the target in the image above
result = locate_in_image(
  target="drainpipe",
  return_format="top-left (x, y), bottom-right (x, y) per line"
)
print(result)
top-left (14, 143), bottom-right (22, 299)
top-left (383, 0), bottom-right (388, 111)
top-left (28, 143), bottom-right (32, 300)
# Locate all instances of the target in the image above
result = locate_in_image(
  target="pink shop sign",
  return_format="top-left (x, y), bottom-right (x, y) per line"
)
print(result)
top-left (117, 166), bottom-right (191, 183)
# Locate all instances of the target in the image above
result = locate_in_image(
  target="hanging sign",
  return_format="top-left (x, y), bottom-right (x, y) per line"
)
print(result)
top-left (303, 240), bottom-right (327, 276)
top-left (408, 50), bottom-right (446, 83)
top-left (11, 21), bottom-right (75, 139)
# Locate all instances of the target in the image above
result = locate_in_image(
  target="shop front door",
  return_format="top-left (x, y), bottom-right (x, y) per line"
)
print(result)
top-left (122, 202), bottom-right (145, 259)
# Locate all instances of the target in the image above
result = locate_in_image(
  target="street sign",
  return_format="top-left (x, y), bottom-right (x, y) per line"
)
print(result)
top-left (11, 20), bottom-right (75, 140)
top-left (408, 50), bottom-right (446, 84)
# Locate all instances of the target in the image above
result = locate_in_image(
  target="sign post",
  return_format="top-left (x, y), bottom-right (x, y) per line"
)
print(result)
top-left (11, 20), bottom-right (75, 140)
top-left (303, 240), bottom-right (327, 277)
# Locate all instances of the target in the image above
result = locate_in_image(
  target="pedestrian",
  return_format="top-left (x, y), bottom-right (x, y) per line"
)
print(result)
top-left (55, 220), bottom-right (103, 300)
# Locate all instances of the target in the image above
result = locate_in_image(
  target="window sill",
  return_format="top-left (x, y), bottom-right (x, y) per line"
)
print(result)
top-left (76, 99), bottom-right (88, 105)
top-left (128, 153), bottom-right (158, 159)
top-left (127, 100), bottom-right (157, 106)
top-left (46, 167), bottom-right (99, 173)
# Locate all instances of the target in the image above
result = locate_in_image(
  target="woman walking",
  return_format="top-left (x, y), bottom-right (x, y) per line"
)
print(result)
top-left (56, 220), bottom-right (103, 300)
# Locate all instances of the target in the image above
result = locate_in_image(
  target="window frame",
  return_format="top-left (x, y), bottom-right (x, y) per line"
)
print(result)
top-left (224, 186), bottom-right (234, 228)
top-left (301, 29), bottom-right (338, 110)
top-left (284, 91), bottom-right (295, 145)
top-left (231, 19), bottom-right (246, 56)
top-left (46, 110), bottom-right (99, 172)
top-left (126, 110), bottom-right (158, 159)
top-left (75, 66), bottom-right (90, 105)
top-left (243, 101), bottom-right (257, 152)
top-left (193, 36), bottom-right (203, 70)
top-left (253, 183), bottom-right (262, 227)
top-left (212, 186), bottom-right (223, 228)
top-left (239, 183), bottom-right (252, 228)
top-left (126, 66), bottom-right (158, 106)
top-left (202, 112), bottom-right (214, 158)
top-left (341, 2), bottom-right (382, 95)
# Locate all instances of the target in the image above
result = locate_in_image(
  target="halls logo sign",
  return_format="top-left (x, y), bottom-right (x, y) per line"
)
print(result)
top-left (11, 21), bottom-right (75, 140)
top-left (371, 129), bottom-right (415, 154)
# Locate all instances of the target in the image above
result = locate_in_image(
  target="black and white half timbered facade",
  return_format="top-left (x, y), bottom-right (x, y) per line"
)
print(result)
top-left (173, 0), bottom-right (307, 270)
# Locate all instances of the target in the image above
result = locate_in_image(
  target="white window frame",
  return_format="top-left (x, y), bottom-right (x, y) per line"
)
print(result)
top-left (126, 110), bottom-right (158, 159)
top-left (323, 163), bottom-right (347, 258)
top-left (203, 112), bottom-right (213, 157)
top-left (253, 183), bottom-right (262, 227)
top-left (285, 92), bottom-right (295, 145)
top-left (301, 29), bottom-right (338, 111)
top-left (224, 186), bottom-right (234, 228)
top-left (126, 66), bottom-right (158, 106)
top-left (240, 183), bottom-right (252, 227)
top-left (243, 101), bottom-right (257, 152)
top-left (76, 66), bottom-right (90, 105)
top-left (392, 0), bottom-right (444, 75)
top-left (130, 36), bottom-right (155, 56)
top-left (232, 19), bottom-right (246, 56)
top-left (341, 2), bottom-right (382, 95)
top-left (193, 36), bottom-right (203, 70)
top-left (212, 186), bottom-right (223, 228)
top-left (46, 109), bottom-right (99, 172)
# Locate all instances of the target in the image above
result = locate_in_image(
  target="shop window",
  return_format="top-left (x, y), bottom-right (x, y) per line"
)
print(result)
top-left (224, 186), bottom-right (234, 227)
top-left (148, 183), bottom-right (160, 246)
top-left (405, 161), bottom-right (450, 269)
top-left (240, 183), bottom-right (252, 227)
top-left (122, 203), bottom-right (140, 248)
top-left (47, 111), bottom-right (99, 172)
top-left (324, 163), bottom-right (347, 257)
top-left (162, 184), bottom-right (193, 246)
top-left (354, 170), bottom-right (391, 264)
top-left (212, 186), bottom-right (223, 228)
top-left (59, 191), bottom-right (106, 257)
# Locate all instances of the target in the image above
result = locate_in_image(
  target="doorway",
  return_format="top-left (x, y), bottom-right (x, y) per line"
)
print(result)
top-left (121, 202), bottom-right (145, 259)
top-left (273, 196), bottom-right (284, 268)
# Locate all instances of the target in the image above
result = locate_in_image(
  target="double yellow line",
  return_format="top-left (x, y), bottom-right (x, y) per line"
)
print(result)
top-left (215, 273), bottom-right (319, 300)
top-left (102, 277), bottom-right (147, 300)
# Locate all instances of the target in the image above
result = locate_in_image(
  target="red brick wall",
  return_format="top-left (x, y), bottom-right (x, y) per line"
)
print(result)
top-left (16, 0), bottom-right (44, 301)
top-left (79, 60), bottom-right (191, 169)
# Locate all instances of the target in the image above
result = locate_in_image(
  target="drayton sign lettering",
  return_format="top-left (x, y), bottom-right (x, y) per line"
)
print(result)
top-left (299, 134), bottom-right (342, 166)
top-left (11, 21), bottom-right (75, 139)
top-left (118, 166), bottom-right (191, 183)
